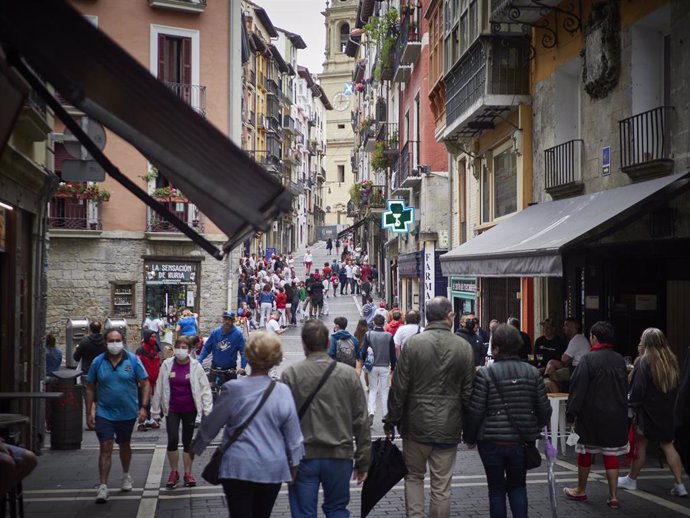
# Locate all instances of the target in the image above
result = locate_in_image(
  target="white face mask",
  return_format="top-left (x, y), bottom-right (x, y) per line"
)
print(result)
top-left (107, 341), bottom-right (124, 355)
top-left (174, 349), bottom-right (189, 361)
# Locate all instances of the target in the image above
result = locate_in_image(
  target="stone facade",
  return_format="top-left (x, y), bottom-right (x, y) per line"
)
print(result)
top-left (46, 233), bottom-right (231, 350)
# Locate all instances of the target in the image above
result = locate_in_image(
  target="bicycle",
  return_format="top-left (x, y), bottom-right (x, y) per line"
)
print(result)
top-left (207, 366), bottom-right (237, 401)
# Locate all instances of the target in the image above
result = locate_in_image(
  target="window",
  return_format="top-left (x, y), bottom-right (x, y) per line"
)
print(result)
top-left (429, 5), bottom-right (443, 87)
top-left (337, 123), bottom-right (345, 129)
top-left (480, 142), bottom-right (517, 223)
top-left (340, 22), bottom-right (350, 53)
top-left (111, 281), bottom-right (136, 318)
top-left (493, 146), bottom-right (517, 218)
top-left (150, 25), bottom-right (200, 109)
top-left (158, 34), bottom-right (191, 85)
top-left (337, 165), bottom-right (345, 183)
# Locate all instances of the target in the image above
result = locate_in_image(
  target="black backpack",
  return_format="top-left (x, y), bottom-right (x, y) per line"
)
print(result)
top-left (335, 336), bottom-right (357, 367)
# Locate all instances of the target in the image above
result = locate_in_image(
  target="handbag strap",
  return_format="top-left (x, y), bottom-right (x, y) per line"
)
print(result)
top-left (218, 379), bottom-right (276, 456)
top-left (487, 367), bottom-right (530, 443)
top-left (298, 360), bottom-right (337, 420)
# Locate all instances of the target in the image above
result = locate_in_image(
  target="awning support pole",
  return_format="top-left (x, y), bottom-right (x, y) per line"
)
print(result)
top-left (13, 54), bottom-right (225, 260)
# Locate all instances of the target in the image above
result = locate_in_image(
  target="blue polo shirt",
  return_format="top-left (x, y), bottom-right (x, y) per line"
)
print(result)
top-left (86, 352), bottom-right (148, 421)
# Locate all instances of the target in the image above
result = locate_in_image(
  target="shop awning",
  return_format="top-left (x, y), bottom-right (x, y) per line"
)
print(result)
top-left (0, 0), bottom-right (292, 260)
top-left (338, 218), bottom-right (368, 239)
top-left (440, 172), bottom-right (690, 278)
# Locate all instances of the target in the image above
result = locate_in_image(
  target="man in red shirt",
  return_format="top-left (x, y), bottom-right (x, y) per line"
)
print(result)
top-left (322, 262), bottom-right (332, 278)
top-left (275, 287), bottom-right (287, 327)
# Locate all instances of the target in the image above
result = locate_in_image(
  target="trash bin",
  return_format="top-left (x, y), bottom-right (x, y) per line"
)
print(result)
top-left (105, 318), bottom-right (127, 342)
top-left (49, 369), bottom-right (84, 450)
top-left (66, 318), bottom-right (90, 368)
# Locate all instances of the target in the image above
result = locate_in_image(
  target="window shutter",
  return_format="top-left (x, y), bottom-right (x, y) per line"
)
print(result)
top-left (157, 33), bottom-right (166, 81)
top-left (181, 37), bottom-right (192, 86)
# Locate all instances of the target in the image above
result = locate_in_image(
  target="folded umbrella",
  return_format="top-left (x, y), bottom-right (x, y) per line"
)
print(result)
top-left (361, 438), bottom-right (407, 518)
top-left (544, 426), bottom-right (558, 518)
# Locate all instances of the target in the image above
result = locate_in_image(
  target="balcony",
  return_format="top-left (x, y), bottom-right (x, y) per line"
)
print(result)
top-left (376, 123), bottom-right (399, 155)
top-left (392, 7), bottom-right (421, 84)
top-left (619, 106), bottom-right (674, 180)
top-left (147, 200), bottom-right (205, 233)
top-left (443, 36), bottom-right (530, 140)
top-left (16, 89), bottom-right (51, 142)
top-left (283, 114), bottom-right (296, 134)
top-left (249, 69), bottom-right (256, 86)
top-left (258, 72), bottom-right (267, 92)
top-left (266, 77), bottom-right (281, 98)
top-left (399, 142), bottom-right (422, 188)
top-left (248, 110), bottom-right (255, 127)
top-left (362, 184), bottom-right (387, 212)
top-left (360, 124), bottom-right (377, 152)
top-left (288, 180), bottom-right (304, 195)
top-left (49, 198), bottom-right (102, 231)
top-left (544, 139), bottom-right (584, 198)
top-left (163, 82), bottom-right (206, 117)
top-left (149, 0), bottom-right (206, 14)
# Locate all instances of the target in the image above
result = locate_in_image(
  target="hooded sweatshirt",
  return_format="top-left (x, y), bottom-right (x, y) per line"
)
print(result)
top-left (73, 333), bottom-right (106, 374)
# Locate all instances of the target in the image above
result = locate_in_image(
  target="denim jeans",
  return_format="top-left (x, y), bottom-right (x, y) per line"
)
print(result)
top-left (477, 441), bottom-right (528, 518)
top-left (288, 458), bottom-right (353, 518)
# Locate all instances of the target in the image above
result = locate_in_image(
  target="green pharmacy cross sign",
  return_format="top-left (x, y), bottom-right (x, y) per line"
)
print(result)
top-left (382, 200), bottom-right (414, 233)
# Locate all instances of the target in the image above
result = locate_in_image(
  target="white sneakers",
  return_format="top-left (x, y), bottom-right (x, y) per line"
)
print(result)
top-left (619, 475), bottom-right (688, 497)
top-left (121, 473), bottom-right (133, 492)
top-left (671, 484), bottom-right (688, 497)
top-left (618, 475), bottom-right (637, 491)
top-left (95, 484), bottom-right (108, 503)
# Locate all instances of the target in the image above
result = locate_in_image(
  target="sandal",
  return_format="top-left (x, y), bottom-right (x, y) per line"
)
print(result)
top-left (563, 487), bottom-right (587, 501)
top-left (607, 499), bottom-right (620, 509)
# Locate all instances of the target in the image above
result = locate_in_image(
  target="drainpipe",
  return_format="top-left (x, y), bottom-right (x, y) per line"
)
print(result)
top-left (227, 0), bottom-right (243, 311)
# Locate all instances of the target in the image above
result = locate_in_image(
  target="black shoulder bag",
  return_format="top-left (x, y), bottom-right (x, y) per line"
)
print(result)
top-left (487, 368), bottom-right (542, 470)
top-left (201, 379), bottom-right (277, 485)
top-left (299, 360), bottom-right (337, 419)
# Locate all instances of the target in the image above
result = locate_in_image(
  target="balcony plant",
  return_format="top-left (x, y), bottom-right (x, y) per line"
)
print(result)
top-left (349, 179), bottom-right (373, 205)
top-left (140, 166), bottom-right (158, 183)
top-left (55, 182), bottom-right (111, 202)
top-left (372, 142), bottom-right (392, 171)
top-left (152, 186), bottom-right (186, 201)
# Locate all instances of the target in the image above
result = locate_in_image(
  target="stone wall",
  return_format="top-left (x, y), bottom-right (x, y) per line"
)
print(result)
top-left (46, 233), bottom-right (231, 352)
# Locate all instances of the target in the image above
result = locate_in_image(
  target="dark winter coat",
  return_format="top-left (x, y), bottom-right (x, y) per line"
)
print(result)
top-left (73, 333), bottom-right (106, 374)
top-left (464, 356), bottom-right (551, 443)
top-left (456, 328), bottom-right (485, 367)
top-left (385, 321), bottom-right (475, 444)
top-left (566, 347), bottom-right (628, 448)
top-left (630, 357), bottom-right (678, 442)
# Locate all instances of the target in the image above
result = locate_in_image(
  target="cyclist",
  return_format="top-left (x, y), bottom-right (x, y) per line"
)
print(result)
top-left (197, 311), bottom-right (247, 385)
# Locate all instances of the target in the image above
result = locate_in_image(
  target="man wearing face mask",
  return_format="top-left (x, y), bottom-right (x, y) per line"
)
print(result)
top-left (197, 311), bottom-right (247, 379)
top-left (85, 329), bottom-right (150, 503)
top-left (152, 337), bottom-right (213, 489)
top-left (455, 313), bottom-right (485, 368)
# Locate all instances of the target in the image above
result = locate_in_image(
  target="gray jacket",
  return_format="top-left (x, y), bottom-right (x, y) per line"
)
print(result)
top-left (464, 356), bottom-right (551, 443)
top-left (364, 328), bottom-right (396, 368)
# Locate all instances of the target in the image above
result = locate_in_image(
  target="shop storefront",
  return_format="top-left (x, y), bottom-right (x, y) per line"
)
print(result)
top-left (449, 276), bottom-right (477, 327)
top-left (144, 258), bottom-right (201, 317)
top-left (398, 251), bottom-right (421, 312)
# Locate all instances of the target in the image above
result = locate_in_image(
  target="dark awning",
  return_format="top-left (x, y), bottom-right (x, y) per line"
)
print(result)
top-left (338, 218), bottom-right (368, 239)
top-left (440, 172), bottom-right (690, 277)
top-left (0, 0), bottom-right (292, 259)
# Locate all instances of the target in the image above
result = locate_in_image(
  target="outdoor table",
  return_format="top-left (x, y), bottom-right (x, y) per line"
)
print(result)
top-left (547, 392), bottom-right (569, 455)
top-left (0, 414), bottom-right (30, 518)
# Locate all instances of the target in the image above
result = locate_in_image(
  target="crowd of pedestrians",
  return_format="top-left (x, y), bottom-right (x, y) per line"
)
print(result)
top-left (20, 242), bottom-right (689, 518)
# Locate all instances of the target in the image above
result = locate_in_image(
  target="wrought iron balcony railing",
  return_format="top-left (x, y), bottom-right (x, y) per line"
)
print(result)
top-left (163, 82), bottom-right (207, 117)
top-left (147, 200), bottom-right (205, 233)
top-left (148, 0), bottom-right (207, 14)
top-left (544, 139), bottom-right (583, 197)
top-left (444, 36), bottom-right (530, 138)
top-left (619, 106), bottom-right (674, 179)
top-left (376, 122), bottom-right (399, 152)
top-left (49, 198), bottom-right (102, 230)
top-left (392, 6), bottom-right (421, 83)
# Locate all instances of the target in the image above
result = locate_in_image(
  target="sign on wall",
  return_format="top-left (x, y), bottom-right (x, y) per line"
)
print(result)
top-left (602, 146), bottom-right (611, 176)
top-left (423, 242), bottom-right (435, 322)
top-left (382, 200), bottom-right (414, 233)
top-left (145, 262), bottom-right (197, 285)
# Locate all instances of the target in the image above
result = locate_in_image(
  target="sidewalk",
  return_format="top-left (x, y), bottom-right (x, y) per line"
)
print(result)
top-left (22, 241), bottom-right (690, 517)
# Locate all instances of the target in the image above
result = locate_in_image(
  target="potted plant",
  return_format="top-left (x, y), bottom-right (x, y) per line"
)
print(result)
top-left (55, 182), bottom-right (111, 202)
top-left (372, 142), bottom-right (392, 170)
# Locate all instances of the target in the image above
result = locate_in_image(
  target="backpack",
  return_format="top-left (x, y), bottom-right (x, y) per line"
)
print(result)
top-left (335, 336), bottom-right (357, 367)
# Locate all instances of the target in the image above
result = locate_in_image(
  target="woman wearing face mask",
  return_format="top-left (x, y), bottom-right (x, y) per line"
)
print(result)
top-left (151, 337), bottom-right (213, 489)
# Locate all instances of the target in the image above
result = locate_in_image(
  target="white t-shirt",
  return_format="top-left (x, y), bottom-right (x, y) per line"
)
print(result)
top-left (374, 308), bottom-right (388, 320)
top-left (143, 317), bottom-right (165, 333)
top-left (394, 323), bottom-right (425, 350)
top-left (345, 265), bottom-right (353, 279)
top-left (266, 319), bottom-right (281, 334)
top-left (304, 253), bottom-right (313, 264)
top-left (565, 334), bottom-right (590, 366)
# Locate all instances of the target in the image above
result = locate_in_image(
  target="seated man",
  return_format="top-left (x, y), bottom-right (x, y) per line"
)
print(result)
top-left (0, 438), bottom-right (37, 495)
top-left (544, 318), bottom-right (590, 392)
top-left (534, 318), bottom-right (567, 373)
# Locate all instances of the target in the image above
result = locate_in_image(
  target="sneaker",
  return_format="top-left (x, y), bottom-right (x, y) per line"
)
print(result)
top-left (137, 423), bottom-right (148, 432)
top-left (166, 470), bottom-right (179, 489)
top-left (183, 472), bottom-right (197, 487)
top-left (618, 475), bottom-right (637, 491)
top-left (671, 484), bottom-right (688, 497)
top-left (95, 484), bottom-right (108, 503)
top-left (121, 474), bottom-right (133, 492)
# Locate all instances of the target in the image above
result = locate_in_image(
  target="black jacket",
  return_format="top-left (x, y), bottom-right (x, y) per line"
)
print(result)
top-left (73, 333), bottom-right (106, 374)
top-left (566, 347), bottom-right (628, 448)
top-left (630, 357), bottom-right (677, 442)
top-left (455, 328), bottom-right (485, 367)
top-left (464, 356), bottom-right (551, 443)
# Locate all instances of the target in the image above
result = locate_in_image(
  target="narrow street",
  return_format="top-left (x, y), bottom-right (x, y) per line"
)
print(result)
top-left (21, 242), bottom-right (690, 518)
